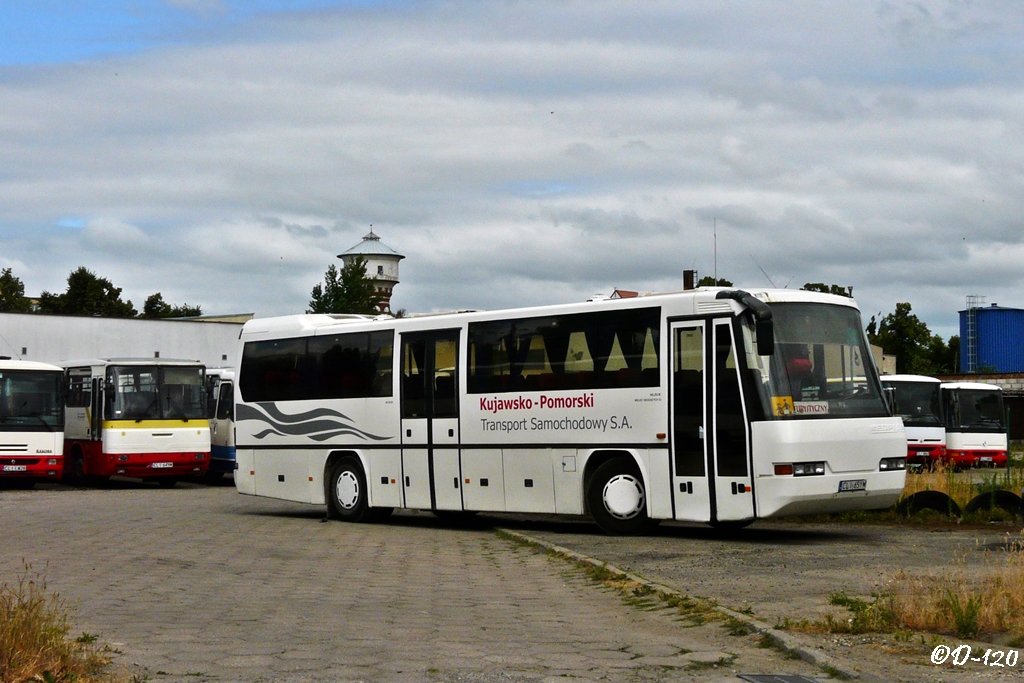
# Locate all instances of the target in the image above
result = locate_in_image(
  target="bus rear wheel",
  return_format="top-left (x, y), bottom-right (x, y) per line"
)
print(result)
top-left (586, 456), bottom-right (654, 535)
top-left (327, 457), bottom-right (371, 523)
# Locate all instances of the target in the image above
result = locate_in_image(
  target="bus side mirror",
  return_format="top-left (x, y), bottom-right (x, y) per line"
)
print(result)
top-left (756, 319), bottom-right (774, 356)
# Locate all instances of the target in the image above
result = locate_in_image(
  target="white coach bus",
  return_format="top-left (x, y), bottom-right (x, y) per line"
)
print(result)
top-left (234, 288), bottom-right (907, 534)
top-left (0, 359), bottom-right (64, 486)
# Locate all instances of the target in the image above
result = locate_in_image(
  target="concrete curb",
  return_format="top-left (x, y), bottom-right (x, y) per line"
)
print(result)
top-left (498, 527), bottom-right (890, 683)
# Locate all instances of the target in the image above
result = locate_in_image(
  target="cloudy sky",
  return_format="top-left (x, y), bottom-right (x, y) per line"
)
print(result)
top-left (2, 0), bottom-right (1023, 338)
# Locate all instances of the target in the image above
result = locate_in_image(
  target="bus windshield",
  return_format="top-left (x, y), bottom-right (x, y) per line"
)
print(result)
top-left (944, 389), bottom-right (1004, 433)
top-left (106, 365), bottom-right (206, 420)
top-left (0, 371), bottom-right (64, 430)
top-left (889, 382), bottom-right (942, 427)
top-left (745, 302), bottom-right (888, 419)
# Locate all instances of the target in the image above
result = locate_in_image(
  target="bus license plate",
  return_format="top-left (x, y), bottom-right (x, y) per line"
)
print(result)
top-left (2, 465), bottom-right (27, 472)
top-left (839, 479), bottom-right (867, 492)
top-left (151, 462), bottom-right (173, 469)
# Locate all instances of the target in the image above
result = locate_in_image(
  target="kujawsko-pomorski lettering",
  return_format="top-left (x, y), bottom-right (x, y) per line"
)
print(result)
top-left (478, 393), bottom-right (595, 413)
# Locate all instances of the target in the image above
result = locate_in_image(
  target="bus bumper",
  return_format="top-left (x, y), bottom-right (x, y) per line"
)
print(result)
top-left (0, 456), bottom-right (63, 480)
top-left (95, 451), bottom-right (210, 478)
top-left (755, 470), bottom-right (906, 518)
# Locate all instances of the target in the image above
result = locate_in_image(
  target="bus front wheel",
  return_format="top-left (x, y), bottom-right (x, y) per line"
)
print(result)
top-left (586, 457), bottom-right (653, 535)
top-left (327, 457), bottom-right (370, 522)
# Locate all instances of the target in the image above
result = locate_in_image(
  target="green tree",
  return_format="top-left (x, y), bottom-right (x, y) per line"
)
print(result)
top-left (37, 267), bottom-right (137, 318)
top-left (866, 302), bottom-right (958, 375)
top-left (801, 282), bottom-right (852, 298)
top-left (308, 257), bottom-right (383, 315)
top-left (697, 276), bottom-right (733, 287)
top-left (142, 292), bottom-right (202, 319)
top-left (0, 268), bottom-right (31, 313)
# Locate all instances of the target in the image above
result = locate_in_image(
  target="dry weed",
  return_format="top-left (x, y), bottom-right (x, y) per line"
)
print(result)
top-left (0, 563), bottom-right (130, 683)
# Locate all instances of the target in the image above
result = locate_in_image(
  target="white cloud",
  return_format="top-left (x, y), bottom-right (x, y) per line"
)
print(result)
top-left (1, 0), bottom-right (1023, 340)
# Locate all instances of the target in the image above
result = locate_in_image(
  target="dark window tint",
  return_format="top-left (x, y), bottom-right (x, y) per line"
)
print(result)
top-left (715, 324), bottom-right (748, 477)
top-left (240, 331), bottom-right (393, 402)
top-left (673, 326), bottom-right (705, 477)
top-left (216, 382), bottom-right (234, 421)
top-left (0, 371), bottom-right (64, 430)
top-left (468, 307), bottom-right (660, 393)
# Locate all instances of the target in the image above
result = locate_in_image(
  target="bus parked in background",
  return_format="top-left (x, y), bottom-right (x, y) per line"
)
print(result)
top-left (880, 375), bottom-right (945, 468)
top-left (0, 359), bottom-right (64, 486)
top-left (63, 359), bottom-right (211, 486)
top-left (940, 381), bottom-right (1007, 468)
top-left (232, 288), bottom-right (907, 534)
top-left (205, 368), bottom-right (236, 480)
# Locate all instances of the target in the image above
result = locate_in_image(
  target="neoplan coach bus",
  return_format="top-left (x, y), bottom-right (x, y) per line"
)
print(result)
top-left (0, 359), bottom-right (64, 486)
top-left (63, 359), bottom-right (211, 486)
top-left (233, 288), bottom-right (907, 534)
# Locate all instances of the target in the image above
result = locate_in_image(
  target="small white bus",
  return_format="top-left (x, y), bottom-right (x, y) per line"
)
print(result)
top-left (233, 288), bottom-right (906, 533)
top-left (0, 359), bottom-right (64, 486)
top-left (880, 374), bottom-right (944, 468)
top-left (205, 368), bottom-right (236, 479)
top-left (940, 381), bottom-right (1007, 468)
top-left (63, 358), bottom-right (212, 486)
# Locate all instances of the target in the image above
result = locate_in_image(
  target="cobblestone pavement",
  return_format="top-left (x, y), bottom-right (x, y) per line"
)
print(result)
top-left (1, 481), bottom-right (828, 683)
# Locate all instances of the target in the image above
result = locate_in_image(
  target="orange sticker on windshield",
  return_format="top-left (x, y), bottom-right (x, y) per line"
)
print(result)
top-left (771, 396), bottom-right (795, 416)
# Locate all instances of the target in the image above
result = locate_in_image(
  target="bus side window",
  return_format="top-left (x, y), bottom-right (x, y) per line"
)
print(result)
top-left (217, 382), bottom-right (234, 421)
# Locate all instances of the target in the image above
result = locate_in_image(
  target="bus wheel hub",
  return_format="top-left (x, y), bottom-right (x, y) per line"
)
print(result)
top-left (335, 471), bottom-right (360, 509)
top-left (603, 474), bottom-right (644, 519)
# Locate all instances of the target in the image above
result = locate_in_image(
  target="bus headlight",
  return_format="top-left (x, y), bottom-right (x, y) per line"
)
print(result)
top-left (195, 453), bottom-right (206, 460)
top-left (879, 457), bottom-right (906, 471)
top-left (775, 462), bottom-right (826, 476)
top-left (47, 459), bottom-right (57, 465)
top-left (793, 462), bottom-right (825, 476)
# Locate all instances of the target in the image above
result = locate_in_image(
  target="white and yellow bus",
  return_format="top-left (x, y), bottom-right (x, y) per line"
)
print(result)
top-left (63, 359), bottom-right (211, 486)
top-left (234, 288), bottom-right (907, 533)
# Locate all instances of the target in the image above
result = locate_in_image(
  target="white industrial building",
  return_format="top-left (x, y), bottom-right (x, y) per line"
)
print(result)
top-left (0, 312), bottom-right (246, 368)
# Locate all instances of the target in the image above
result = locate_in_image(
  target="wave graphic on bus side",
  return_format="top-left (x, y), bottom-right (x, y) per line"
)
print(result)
top-left (237, 403), bottom-right (391, 442)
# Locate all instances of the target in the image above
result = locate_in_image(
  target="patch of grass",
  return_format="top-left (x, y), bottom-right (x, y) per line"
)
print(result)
top-left (723, 616), bottom-right (750, 636)
top-left (0, 563), bottom-right (132, 683)
top-left (820, 663), bottom-right (852, 680)
top-left (683, 654), bottom-right (736, 671)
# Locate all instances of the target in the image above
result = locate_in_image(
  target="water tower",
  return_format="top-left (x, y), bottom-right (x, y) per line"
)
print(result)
top-left (338, 229), bottom-right (404, 313)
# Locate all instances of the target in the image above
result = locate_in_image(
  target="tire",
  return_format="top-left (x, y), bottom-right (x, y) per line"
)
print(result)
top-left (63, 447), bottom-right (86, 485)
top-left (896, 490), bottom-right (962, 518)
top-left (327, 456), bottom-right (371, 522)
top-left (964, 490), bottom-right (1022, 517)
top-left (586, 456), bottom-right (653, 535)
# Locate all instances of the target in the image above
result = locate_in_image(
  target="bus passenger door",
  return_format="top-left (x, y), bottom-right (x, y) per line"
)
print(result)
top-left (670, 322), bottom-right (711, 522)
top-left (400, 331), bottom-right (463, 512)
top-left (670, 319), bottom-right (755, 524)
top-left (710, 319), bottom-right (754, 523)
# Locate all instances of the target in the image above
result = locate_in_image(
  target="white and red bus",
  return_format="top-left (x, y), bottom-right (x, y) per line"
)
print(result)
top-left (880, 374), bottom-right (945, 468)
top-left (940, 381), bottom-right (1007, 468)
top-left (62, 359), bottom-right (211, 486)
top-left (233, 288), bottom-right (907, 534)
top-left (0, 359), bottom-right (64, 486)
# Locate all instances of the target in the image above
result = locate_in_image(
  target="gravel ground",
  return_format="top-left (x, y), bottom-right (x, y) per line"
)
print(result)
top-left (487, 512), bottom-right (1024, 682)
